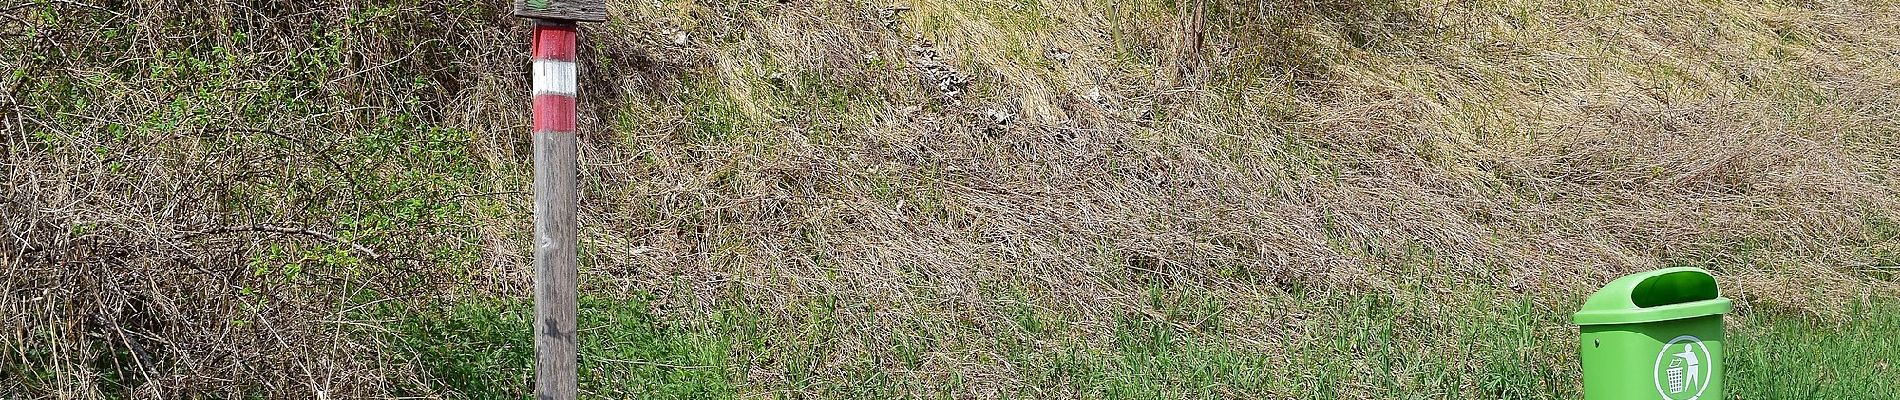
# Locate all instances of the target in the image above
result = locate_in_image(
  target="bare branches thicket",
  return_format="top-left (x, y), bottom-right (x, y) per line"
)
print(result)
top-left (3, 0), bottom-right (526, 396)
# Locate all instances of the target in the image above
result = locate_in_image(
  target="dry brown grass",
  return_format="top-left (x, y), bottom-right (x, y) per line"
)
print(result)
top-left (5, 0), bottom-right (1899, 397)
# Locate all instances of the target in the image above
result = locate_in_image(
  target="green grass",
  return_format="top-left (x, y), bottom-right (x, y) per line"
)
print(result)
top-left (388, 297), bottom-right (741, 399)
top-left (1728, 300), bottom-right (1900, 399)
top-left (389, 294), bottom-right (1897, 399)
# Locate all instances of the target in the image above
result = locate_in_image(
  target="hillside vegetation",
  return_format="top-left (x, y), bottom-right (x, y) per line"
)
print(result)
top-left (5, 0), bottom-right (1899, 398)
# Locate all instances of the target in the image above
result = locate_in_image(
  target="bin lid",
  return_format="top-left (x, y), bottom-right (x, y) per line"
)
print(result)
top-left (1572, 267), bottom-right (1732, 326)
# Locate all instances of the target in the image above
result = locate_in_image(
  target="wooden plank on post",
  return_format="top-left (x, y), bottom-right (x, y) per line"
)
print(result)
top-left (514, 0), bottom-right (608, 22)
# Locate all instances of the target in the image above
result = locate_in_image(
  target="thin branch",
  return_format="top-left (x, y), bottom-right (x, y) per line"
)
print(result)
top-left (173, 225), bottom-right (382, 260)
top-left (0, 3), bottom-right (39, 14)
top-left (584, 354), bottom-right (715, 370)
top-left (47, 0), bottom-right (127, 20)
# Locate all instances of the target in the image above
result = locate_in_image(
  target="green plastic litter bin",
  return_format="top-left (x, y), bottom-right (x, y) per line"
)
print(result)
top-left (1573, 267), bottom-right (1733, 400)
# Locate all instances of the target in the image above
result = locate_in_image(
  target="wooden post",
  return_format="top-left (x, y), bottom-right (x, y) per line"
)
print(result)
top-left (515, 1), bottom-right (602, 399)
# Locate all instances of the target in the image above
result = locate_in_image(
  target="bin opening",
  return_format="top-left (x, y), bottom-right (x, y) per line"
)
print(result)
top-left (1574, 267), bottom-right (1731, 326)
top-left (1630, 270), bottom-right (1718, 308)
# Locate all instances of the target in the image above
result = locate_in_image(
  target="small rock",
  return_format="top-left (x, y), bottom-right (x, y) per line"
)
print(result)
top-left (984, 108), bottom-right (1015, 125)
top-left (910, 41), bottom-right (970, 102)
top-left (880, 6), bottom-right (911, 28)
top-left (980, 108), bottom-right (1015, 135)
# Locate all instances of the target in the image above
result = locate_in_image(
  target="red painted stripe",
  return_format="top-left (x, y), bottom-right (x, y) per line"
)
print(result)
top-left (532, 95), bottom-right (576, 133)
top-left (531, 22), bottom-right (578, 135)
top-left (531, 24), bottom-right (578, 62)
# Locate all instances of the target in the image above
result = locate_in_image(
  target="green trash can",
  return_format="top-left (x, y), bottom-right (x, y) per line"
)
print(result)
top-left (1573, 267), bottom-right (1733, 400)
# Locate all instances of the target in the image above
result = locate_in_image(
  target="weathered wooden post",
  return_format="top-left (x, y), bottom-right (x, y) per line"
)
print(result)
top-left (514, 1), bottom-right (603, 398)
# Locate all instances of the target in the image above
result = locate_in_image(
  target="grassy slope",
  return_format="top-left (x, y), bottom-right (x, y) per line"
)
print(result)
top-left (5, 0), bottom-right (1900, 398)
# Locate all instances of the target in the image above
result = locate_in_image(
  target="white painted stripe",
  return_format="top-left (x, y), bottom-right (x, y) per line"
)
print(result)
top-left (533, 59), bottom-right (577, 96)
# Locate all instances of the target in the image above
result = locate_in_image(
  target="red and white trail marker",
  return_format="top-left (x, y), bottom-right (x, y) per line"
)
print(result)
top-left (515, 1), bottom-right (602, 398)
top-left (531, 24), bottom-right (579, 137)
